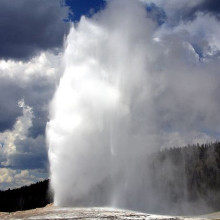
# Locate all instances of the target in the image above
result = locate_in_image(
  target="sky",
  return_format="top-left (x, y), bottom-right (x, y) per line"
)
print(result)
top-left (0, 0), bottom-right (220, 190)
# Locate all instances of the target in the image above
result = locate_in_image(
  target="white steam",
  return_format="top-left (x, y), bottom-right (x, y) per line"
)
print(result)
top-left (47, 0), bottom-right (220, 214)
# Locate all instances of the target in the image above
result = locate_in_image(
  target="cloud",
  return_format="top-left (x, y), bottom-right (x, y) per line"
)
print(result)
top-left (0, 168), bottom-right (15, 184)
top-left (0, 51), bottom-right (61, 183)
top-left (142, 0), bottom-right (220, 24)
top-left (0, 100), bottom-right (33, 158)
top-left (0, 168), bottom-right (46, 190)
top-left (0, 99), bottom-right (49, 186)
top-left (0, 0), bottom-right (67, 189)
top-left (9, 135), bottom-right (48, 170)
top-left (141, 0), bottom-right (203, 11)
top-left (0, 0), bottom-right (69, 60)
top-left (0, 52), bottom-right (60, 134)
top-left (162, 13), bottom-right (220, 59)
top-left (0, 53), bottom-right (58, 80)
top-left (0, 80), bottom-right (23, 133)
top-left (183, 0), bottom-right (220, 21)
top-left (0, 100), bottom-right (34, 166)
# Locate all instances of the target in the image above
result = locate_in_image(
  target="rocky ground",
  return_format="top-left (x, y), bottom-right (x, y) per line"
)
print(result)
top-left (0, 204), bottom-right (217, 220)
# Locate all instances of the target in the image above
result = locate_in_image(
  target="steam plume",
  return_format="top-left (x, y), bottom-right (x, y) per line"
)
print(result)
top-left (47, 0), bottom-right (220, 214)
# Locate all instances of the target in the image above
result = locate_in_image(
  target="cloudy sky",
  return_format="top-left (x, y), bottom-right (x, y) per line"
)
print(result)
top-left (0, 0), bottom-right (220, 190)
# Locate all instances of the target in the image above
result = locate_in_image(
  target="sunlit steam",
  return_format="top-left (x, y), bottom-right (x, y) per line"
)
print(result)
top-left (47, 0), bottom-right (220, 215)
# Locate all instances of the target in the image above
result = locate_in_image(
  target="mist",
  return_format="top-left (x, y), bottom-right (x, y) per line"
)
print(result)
top-left (47, 0), bottom-right (220, 215)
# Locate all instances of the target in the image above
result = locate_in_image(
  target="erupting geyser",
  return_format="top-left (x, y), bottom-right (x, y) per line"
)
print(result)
top-left (47, 0), bottom-right (157, 209)
top-left (47, 0), bottom-right (220, 215)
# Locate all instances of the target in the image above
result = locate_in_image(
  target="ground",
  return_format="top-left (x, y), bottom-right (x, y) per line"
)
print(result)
top-left (1, 204), bottom-right (216, 220)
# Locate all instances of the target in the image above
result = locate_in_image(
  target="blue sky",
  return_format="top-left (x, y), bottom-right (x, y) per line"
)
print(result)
top-left (0, 0), bottom-right (220, 190)
top-left (64, 0), bottom-right (106, 21)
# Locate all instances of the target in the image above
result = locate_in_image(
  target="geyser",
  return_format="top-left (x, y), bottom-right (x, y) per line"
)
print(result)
top-left (47, 0), bottom-right (157, 208)
top-left (47, 0), bottom-right (220, 215)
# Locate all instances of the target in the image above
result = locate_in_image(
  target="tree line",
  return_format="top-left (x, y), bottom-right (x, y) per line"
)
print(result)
top-left (0, 179), bottom-right (52, 212)
top-left (1, 142), bottom-right (220, 213)
top-left (148, 142), bottom-right (220, 213)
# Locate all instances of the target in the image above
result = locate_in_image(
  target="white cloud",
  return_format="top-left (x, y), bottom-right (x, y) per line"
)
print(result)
top-left (0, 168), bottom-right (15, 183)
top-left (173, 14), bottom-right (220, 54)
top-left (0, 99), bottom-right (33, 164)
top-left (0, 52), bottom-right (61, 82)
top-left (0, 50), bottom-right (61, 189)
top-left (0, 168), bottom-right (45, 190)
top-left (14, 170), bottom-right (30, 179)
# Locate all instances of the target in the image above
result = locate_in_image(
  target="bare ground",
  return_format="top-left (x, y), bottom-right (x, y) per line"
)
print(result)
top-left (0, 204), bottom-right (217, 220)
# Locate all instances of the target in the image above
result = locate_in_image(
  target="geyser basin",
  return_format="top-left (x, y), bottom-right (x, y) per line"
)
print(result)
top-left (0, 206), bottom-right (209, 220)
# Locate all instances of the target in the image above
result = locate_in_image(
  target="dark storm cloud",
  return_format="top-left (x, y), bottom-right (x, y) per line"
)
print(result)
top-left (0, 53), bottom-right (60, 174)
top-left (0, 79), bottom-right (53, 171)
top-left (146, 3), bottom-right (166, 25)
top-left (0, 77), bottom-right (53, 170)
top-left (0, 78), bottom-right (23, 132)
top-left (0, 0), bottom-right (70, 60)
top-left (0, 74), bottom-right (56, 136)
top-left (0, 135), bottom-right (48, 171)
top-left (173, 0), bottom-right (220, 22)
top-left (0, 78), bottom-right (54, 171)
top-left (191, 0), bottom-right (220, 18)
top-left (10, 136), bottom-right (48, 170)
top-left (24, 76), bottom-right (57, 138)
